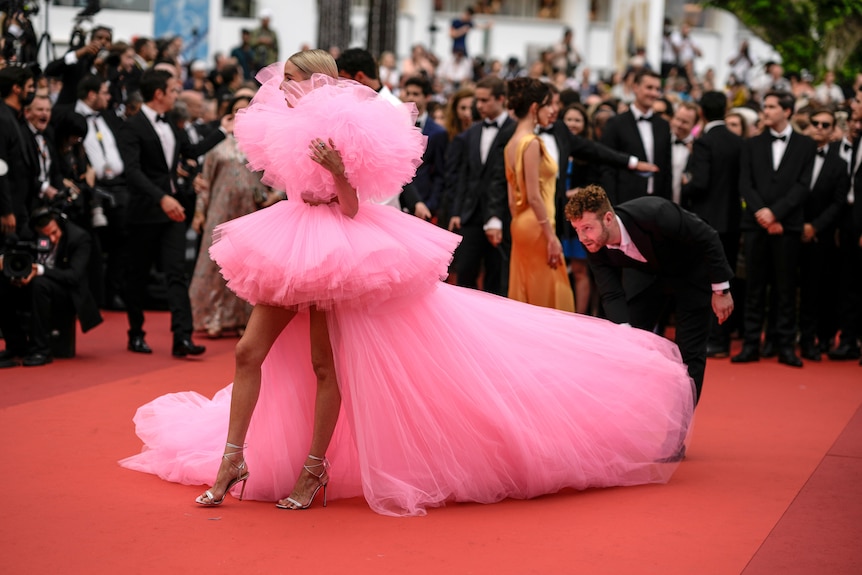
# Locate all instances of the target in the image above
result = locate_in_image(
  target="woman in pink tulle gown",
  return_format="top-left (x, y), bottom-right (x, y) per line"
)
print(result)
top-left (120, 50), bottom-right (696, 517)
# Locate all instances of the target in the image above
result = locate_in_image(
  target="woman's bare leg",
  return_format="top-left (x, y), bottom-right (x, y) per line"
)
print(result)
top-left (278, 308), bottom-right (341, 508)
top-left (198, 303), bottom-right (297, 503)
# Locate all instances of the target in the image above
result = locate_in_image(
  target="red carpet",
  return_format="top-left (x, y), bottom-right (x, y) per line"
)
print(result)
top-left (2, 311), bottom-right (860, 574)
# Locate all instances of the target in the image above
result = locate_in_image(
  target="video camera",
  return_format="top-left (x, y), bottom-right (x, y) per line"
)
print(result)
top-left (2, 233), bottom-right (50, 280)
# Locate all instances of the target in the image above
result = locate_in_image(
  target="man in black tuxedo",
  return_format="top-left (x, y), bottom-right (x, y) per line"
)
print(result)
top-left (599, 69), bottom-right (672, 205)
top-left (0, 208), bottom-right (102, 367)
top-left (566, 185), bottom-right (734, 404)
top-left (797, 108), bottom-right (849, 360)
top-left (23, 95), bottom-right (64, 212)
top-left (539, 85), bottom-right (657, 248)
top-left (44, 25), bottom-right (113, 107)
top-left (731, 91), bottom-right (816, 367)
top-left (0, 65), bottom-right (37, 239)
top-left (122, 69), bottom-right (231, 357)
top-left (681, 91), bottom-right (743, 357)
top-left (829, 104), bottom-right (862, 363)
top-left (449, 75), bottom-right (513, 296)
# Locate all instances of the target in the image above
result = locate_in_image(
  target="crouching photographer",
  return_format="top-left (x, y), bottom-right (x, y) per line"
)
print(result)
top-left (0, 207), bottom-right (102, 367)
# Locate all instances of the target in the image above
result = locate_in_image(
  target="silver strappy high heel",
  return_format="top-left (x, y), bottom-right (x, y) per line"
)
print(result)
top-left (195, 442), bottom-right (249, 506)
top-left (276, 454), bottom-right (329, 510)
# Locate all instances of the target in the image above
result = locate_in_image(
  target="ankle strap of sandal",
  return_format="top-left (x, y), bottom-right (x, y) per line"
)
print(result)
top-left (226, 441), bottom-right (247, 450)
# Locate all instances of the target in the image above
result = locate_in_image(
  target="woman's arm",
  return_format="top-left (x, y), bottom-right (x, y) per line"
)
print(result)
top-left (310, 138), bottom-right (359, 218)
top-left (522, 138), bottom-right (562, 267)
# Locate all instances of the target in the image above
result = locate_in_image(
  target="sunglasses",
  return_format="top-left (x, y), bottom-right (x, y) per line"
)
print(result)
top-left (810, 119), bottom-right (832, 129)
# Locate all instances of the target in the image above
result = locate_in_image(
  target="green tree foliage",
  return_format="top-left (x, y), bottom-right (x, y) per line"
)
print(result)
top-left (707, 0), bottom-right (862, 81)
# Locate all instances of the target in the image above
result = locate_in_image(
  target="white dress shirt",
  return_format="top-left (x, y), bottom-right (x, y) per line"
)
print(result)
top-left (769, 125), bottom-right (793, 171)
top-left (76, 101), bottom-right (124, 180)
top-left (141, 103), bottom-right (175, 171)
top-left (631, 106), bottom-right (655, 194)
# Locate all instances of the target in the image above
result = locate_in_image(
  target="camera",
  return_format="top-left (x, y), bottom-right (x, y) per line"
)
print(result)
top-left (2, 234), bottom-right (50, 279)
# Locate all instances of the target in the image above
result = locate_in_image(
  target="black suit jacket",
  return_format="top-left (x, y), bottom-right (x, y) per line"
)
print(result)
top-left (0, 102), bottom-right (38, 234)
top-left (123, 110), bottom-right (225, 225)
top-left (587, 197), bottom-right (734, 324)
top-left (451, 118), bottom-right (515, 226)
top-left (548, 120), bottom-right (631, 236)
top-left (599, 110), bottom-right (672, 205)
top-left (739, 130), bottom-right (816, 233)
top-left (804, 144), bottom-right (849, 239)
top-left (411, 119), bottom-right (448, 213)
top-left (48, 218), bottom-right (103, 332)
top-left (680, 123), bottom-right (743, 234)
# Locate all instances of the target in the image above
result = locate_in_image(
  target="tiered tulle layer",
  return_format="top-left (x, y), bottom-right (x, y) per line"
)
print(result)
top-left (121, 282), bottom-right (695, 516)
top-left (208, 201), bottom-right (460, 309)
top-left (233, 71), bottom-right (425, 204)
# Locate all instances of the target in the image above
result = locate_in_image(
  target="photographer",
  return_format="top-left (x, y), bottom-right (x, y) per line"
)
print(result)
top-left (54, 74), bottom-right (129, 307)
top-left (0, 207), bottom-right (102, 368)
top-left (44, 24), bottom-right (112, 106)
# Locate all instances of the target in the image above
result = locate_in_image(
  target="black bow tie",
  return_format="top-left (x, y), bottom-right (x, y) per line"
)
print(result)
top-left (537, 126), bottom-right (555, 135)
top-left (843, 142), bottom-right (853, 152)
top-left (483, 120), bottom-right (498, 129)
top-left (673, 138), bottom-right (687, 146)
top-left (637, 115), bottom-right (652, 122)
top-left (771, 134), bottom-right (787, 142)
top-left (816, 148), bottom-right (826, 157)
top-left (156, 114), bottom-right (168, 123)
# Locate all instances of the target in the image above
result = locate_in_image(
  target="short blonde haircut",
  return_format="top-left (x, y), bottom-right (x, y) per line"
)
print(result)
top-left (288, 49), bottom-right (338, 79)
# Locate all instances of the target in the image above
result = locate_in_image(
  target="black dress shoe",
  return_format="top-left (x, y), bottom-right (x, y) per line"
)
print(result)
top-left (731, 347), bottom-right (760, 363)
top-left (827, 343), bottom-right (861, 361)
top-left (777, 349), bottom-right (803, 368)
top-left (128, 336), bottom-right (153, 354)
top-left (800, 344), bottom-right (821, 361)
top-left (706, 344), bottom-right (729, 358)
top-left (172, 339), bottom-right (206, 357)
top-left (761, 340), bottom-right (777, 358)
top-left (22, 353), bottom-right (53, 367)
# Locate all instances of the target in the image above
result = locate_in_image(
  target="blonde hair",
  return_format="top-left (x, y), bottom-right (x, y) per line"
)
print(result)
top-left (288, 49), bottom-right (338, 79)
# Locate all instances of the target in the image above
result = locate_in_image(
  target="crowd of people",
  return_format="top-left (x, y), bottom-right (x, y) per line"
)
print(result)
top-left (0, 12), bottom-right (861, 379)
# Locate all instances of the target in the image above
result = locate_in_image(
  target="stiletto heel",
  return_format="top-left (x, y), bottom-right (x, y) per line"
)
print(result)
top-left (276, 454), bottom-right (329, 510)
top-left (195, 442), bottom-right (250, 506)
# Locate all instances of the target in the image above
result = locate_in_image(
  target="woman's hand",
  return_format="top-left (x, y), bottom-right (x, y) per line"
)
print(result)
top-left (547, 236), bottom-right (563, 269)
top-left (309, 138), bottom-right (345, 177)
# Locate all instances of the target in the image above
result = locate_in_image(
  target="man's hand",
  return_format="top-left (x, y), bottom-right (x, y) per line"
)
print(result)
top-left (801, 223), bottom-right (816, 243)
top-left (767, 221), bottom-right (784, 235)
top-left (13, 264), bottom-right (38, 287)
top-left (712, 292), bottom-right (734, 325)
top-left (160, 195), bottom-right (186, 222)
top-left (755, 207), bottom-right (775, 228)
top-left (77, 39), bottom-right (102, 58)
top-left (1, 213), bottom-right (15, 235)
top-left (448, 216), bottom-right (461, 232)
top-left (414, 201), bottom-right (432, 221)
top-left (634, 161), bottom-right (659, 173)
top-left (42, 185), bottom-right (60, 201)
top-left (485, 228), bottom-right (502, 246)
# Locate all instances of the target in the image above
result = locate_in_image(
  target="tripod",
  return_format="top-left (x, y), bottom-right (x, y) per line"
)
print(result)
top-left (35, 0), bottom-right (54, 68)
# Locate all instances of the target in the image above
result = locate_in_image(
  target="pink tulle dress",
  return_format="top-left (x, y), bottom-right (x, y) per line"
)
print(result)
top-left (120, 67), bottom-right (695, 517)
